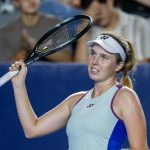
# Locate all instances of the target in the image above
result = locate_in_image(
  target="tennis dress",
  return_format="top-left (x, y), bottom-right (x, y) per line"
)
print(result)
top-left (66, 85), bottom-right (127, 150)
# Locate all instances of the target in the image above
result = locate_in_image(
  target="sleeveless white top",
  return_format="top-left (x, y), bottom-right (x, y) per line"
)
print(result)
top-left (66, 85), bottom-right (127, 150)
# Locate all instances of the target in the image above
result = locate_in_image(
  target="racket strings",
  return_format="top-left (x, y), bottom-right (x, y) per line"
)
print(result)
top-left (37, 18), bottom-right (90, 53)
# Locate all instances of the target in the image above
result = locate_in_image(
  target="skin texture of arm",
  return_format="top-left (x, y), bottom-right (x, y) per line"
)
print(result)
top-left (10, 61), bottom-right (85, 138)
top-left (113, 87), bottom-right (148, 149)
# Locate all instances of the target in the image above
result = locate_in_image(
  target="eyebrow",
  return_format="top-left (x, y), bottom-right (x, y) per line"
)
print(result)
top-left (90, 49), bottom-right (96, 53)
top-left (90, 49), bottom-right (110, 58)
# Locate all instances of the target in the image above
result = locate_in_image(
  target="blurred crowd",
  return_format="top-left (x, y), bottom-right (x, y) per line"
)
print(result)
top-left (0, 0), bottom-right (150, 63)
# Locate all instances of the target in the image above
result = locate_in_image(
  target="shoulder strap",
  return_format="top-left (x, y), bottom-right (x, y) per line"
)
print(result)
top-left (73, 91), bottom-right (89, 107)
top-left (110, 85), bottom-right (123, 120)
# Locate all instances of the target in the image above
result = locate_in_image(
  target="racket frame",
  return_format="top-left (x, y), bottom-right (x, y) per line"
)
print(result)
top-left (25, 15), bottom-right (93, 65)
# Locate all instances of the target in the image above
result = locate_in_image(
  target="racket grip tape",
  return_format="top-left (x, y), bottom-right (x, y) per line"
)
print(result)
top-left (0, 70), bottom-right (19, 87)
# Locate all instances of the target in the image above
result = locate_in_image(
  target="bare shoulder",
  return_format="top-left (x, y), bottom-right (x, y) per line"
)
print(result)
top-left (114, 87), bottom-right (147, 149)
top-left (67, 91), bottom-right (87, 103)
top-left (116, 86), bottom-right (141, 110)
top-left (118, 86), bottom-right (137, 97)
top-left (66, 91), bottom-right (87, 111)
top-left (118, 86), bottom-right (138, 100)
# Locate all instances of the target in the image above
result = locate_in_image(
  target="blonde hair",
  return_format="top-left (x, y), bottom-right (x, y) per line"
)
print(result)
top-left (100, 31), bottom-right (136, 89)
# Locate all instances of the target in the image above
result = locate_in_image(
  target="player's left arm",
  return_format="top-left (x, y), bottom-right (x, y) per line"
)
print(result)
top-left (119, 87), bottom-right (148, 149)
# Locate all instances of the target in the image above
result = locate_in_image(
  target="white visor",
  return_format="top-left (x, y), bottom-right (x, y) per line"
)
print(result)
top-left (87, 35), bottom-right (126, 61)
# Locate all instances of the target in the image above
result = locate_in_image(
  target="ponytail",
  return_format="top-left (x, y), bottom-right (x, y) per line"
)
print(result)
top-left (120, 71), bottom-right (133, 89)
top-left (120, 40), bottom-right (136, 89)
top-left (100, 31), bottom-right (136, 89)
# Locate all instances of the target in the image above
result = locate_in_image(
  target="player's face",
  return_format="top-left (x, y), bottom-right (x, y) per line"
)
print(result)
top-left (88, 44), bottom-right (119, 83)
top-left (18, 0), bottom-right (40, 14)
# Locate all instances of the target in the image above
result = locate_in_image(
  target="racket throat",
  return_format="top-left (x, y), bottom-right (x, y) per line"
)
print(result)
top-left (25, 56), bottom-right (39, 65)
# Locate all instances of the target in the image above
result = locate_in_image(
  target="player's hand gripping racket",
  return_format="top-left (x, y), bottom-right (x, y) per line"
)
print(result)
top-left (0, 15), bottom-right (93, 87)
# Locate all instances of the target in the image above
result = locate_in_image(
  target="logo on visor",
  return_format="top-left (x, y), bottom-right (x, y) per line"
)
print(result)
top-left (99, 35), bottom-right (109, 40)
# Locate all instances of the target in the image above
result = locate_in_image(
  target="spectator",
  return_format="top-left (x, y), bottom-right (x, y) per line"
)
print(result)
top-left (74, 0), bottom-right (150, 63)
top-left (120, 0), bottom-right (150, 18)
top-left (40, 0), bottom-right (82, 19)
top-left (0, 0), bottom-right (20, 28)
top-left (135, 0), bottom-right (150, 7)
top-left (0, 0), bottom-right (72, 62)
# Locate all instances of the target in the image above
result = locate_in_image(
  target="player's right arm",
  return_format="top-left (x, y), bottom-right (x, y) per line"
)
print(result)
top-left (10, 61), bottom-right (85, 138)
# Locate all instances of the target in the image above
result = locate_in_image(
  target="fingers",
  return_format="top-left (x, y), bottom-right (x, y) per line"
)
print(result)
top-left (9, 60), bottom-right (25, 72)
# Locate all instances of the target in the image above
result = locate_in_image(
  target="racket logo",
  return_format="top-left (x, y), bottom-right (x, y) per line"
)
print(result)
top-left (43, 46), bottom-right (48, 50)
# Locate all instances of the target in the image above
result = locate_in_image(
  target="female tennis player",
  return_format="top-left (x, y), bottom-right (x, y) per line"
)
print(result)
top-left (9, 31), bottom-right (148, 150)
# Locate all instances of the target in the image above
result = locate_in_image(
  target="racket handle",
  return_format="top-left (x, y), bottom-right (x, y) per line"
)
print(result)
top-left (0, 70), bottom-right (19, 87)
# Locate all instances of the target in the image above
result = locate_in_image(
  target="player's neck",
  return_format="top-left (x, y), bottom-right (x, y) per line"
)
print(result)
top-left (21, 13), bottom-right (40, 26)
top-left (92, 78), bottom-right (117, 98)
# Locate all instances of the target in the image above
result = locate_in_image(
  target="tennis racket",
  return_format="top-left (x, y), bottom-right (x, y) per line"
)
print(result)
top-left (0, 15), bottom-right (93, 87)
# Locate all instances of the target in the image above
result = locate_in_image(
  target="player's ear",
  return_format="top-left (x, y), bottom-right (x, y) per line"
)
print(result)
top-left (115, 61), bottom-right (124, 72)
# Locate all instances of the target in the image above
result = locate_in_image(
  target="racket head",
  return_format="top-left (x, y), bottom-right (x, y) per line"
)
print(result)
top-left (25, 15), bottom-right (93, 64)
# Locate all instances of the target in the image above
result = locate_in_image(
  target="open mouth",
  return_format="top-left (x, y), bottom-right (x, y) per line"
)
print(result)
top-left (91, 67), bottom-right (100, 74)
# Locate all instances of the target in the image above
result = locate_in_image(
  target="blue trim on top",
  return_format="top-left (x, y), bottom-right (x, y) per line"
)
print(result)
top-left (107, 120), bottom-right (127, 150)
